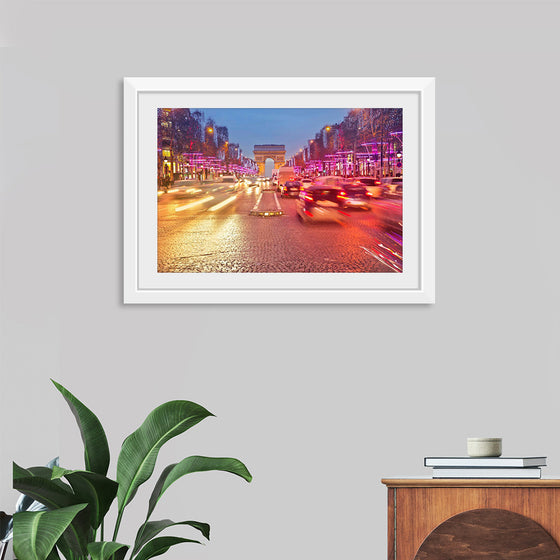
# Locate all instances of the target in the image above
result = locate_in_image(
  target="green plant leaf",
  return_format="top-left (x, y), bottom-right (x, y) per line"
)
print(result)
top-left (13, 503), bottom-right (87, 560)
top-left (51, 379), bottom-right (110, 476)
top-left (15, 458), bottom-right (61, 513)
top-left (132, 519), bottom-right (210, 555)
top-left (1, 511), bottom-right (12, 540)
top-left (13, 462), bottom-right (31, 479)
top-left (53, 536), bottom-right (73, 560)
top-left (134, 536), bottom-right (201, 560)
top-left (14, 465), bottom-right (91, 556)
top-left (14, 465), bottom-right (77, 510)
top-left (45, 546), bottom-right (61, 560)
top-left (87, 541), bottom-right (129, 560)
top-left (22, 465), bottom-right (72, 493)
top-left (115, 401), bottom-right (213, 517)
top-left (146, 456), bottom-right (252, 520)
top-left (51, 467), bottom-right (118, 530)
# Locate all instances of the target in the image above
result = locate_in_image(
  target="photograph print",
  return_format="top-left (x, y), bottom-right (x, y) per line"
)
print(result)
top-left (157, 107), bottom-right (403, 274)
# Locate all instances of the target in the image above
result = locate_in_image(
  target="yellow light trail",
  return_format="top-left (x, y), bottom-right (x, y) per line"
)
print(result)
top-left (208, 194), bottom-right (238, 212)
top-left (175, 196), bottom-right (214, 212)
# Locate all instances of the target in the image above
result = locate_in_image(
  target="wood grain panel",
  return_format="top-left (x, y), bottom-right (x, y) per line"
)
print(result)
top-left (392, 487), bottom-right (560, 559)
top-left (414, 508), bottom-right (560, 559)
top-left (388, 487), bottom-right (395, 560)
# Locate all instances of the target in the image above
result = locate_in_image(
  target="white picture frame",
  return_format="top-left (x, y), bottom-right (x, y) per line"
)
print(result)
top-left (124, 77), bottom-right (435, 304)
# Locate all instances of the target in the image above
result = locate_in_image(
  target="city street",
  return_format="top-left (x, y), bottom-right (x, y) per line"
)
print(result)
top-left (158, 182), bottom-right (403, 273)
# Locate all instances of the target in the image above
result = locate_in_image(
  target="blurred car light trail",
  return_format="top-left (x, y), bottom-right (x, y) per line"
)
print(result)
top-left (360, 245), bottom-right (403, 273)
top-left (175, 196), bottom-right (214, 212)
top-left (208, 194), bottom-right (238, 212)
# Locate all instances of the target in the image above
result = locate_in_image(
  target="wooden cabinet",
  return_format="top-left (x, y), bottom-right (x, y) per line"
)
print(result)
top-left (382, 479), bottom-right (560, 559)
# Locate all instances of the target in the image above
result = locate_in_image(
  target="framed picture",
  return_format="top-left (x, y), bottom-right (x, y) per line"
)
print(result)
top-left (124, 77), bottom-right (434, 304)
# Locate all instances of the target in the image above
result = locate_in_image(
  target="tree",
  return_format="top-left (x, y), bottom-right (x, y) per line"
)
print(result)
top-left (188, 111), bottom-right (205, 151)
top-left (365, 109), bottom-right (402, 176)
top-left (216, 126), bottom-right (229, 151)
top-left (204, 118), bottom-right (217, 156)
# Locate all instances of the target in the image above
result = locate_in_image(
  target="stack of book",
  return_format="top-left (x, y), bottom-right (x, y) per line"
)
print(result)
top-left (424, 456), bottom-right (547, 478)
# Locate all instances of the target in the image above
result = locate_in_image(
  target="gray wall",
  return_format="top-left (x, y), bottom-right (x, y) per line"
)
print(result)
top-left (1, 1), bottom-right (559, 559)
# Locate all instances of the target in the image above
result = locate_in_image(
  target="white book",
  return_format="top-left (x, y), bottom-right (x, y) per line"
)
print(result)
top-left (432, 467), bottom-right (542, 479)
top-left (424, 456), bottom-right (546, 468)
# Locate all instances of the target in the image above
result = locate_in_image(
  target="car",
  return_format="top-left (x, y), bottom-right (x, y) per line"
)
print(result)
top-left (380, 176), bottom-right (403, 196)
top-left (337, 183), bottom-right (372, 210)
top-left (369, 198), bottom-right (403, 233)
top-left (300, 178), bottom-right (313, 189)
top-left (353, 177), bottom-right (387, 198)
top-left (280, 180), bottom-right (301, 197)
top-left (296, 184), bottom-right (348, 224)
top-left (311, 175), bottom-right (347, 188)
top-left (277, 167), bottom-right (296, 188)
top-left (217, 174), bottom-right (240, 191)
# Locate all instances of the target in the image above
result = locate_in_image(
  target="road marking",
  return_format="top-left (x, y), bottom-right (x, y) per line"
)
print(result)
top-left (249, 191), bottom-right (284, 216)
top-left (208, 194), bottom-right (238, 212)
top-left (251, 191), bottom-right (263, 212)
top-left (175, 196), bottom-right (214, 212)
top-left (272, 192), bottom-right (282, 211)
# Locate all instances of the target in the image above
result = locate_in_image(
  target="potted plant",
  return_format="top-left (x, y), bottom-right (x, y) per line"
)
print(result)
top-left (13, 380), bottom-right (252, 560)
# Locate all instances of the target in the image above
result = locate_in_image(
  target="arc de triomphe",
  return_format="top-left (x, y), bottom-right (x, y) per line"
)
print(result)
top-left (253, 144), bottom-right (286, 175)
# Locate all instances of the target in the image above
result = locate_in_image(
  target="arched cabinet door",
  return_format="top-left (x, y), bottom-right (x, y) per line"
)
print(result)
top-left (414, 508), bottom-right (560, 560)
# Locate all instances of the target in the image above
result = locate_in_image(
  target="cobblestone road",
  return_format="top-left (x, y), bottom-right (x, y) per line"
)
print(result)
top-left (158, 183), bottom-right (402, 273)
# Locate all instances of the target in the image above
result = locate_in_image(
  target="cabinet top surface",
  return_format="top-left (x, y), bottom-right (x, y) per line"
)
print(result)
top-left (382, 478), bottom-right (560, 488)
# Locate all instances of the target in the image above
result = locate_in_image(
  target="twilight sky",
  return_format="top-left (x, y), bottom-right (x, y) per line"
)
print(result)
top-left (191, 108), bottom-right (351, 161)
